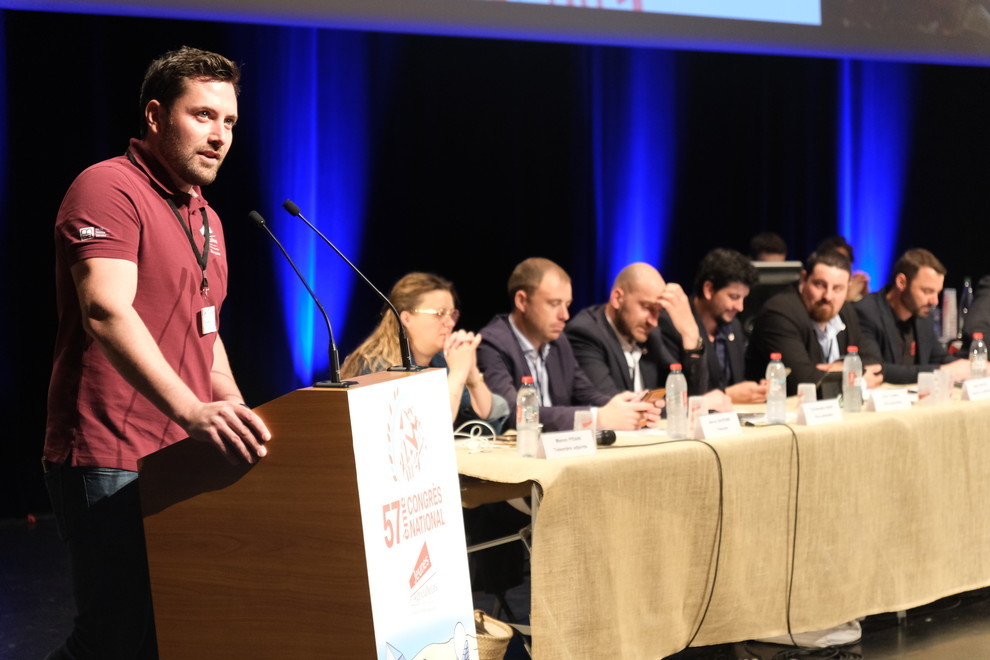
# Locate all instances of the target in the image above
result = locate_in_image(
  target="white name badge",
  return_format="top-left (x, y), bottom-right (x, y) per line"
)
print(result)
top-left (962, 377), bottom-right (990, 401)
top-left (538, 429), bottom-right (596, 460)
top-left (796, 399), bottom-right (843, 425)
top-left (867, 388), bottom-right (913, 412)
top-left (698, 412), bottom-right (743, 439)
top-left (198, 305), bottom-right (217, 336)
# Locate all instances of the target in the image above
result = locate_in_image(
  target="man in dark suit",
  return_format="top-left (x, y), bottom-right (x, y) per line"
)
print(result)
top-left (855, 249), bottom-right (969, 384)
top-left (660, 248), bottom-right (767, 404)
top-left (477, 257), bottom-right (661, 431)
top-left (746, 250), bottom-right (883, 395)
top-left (565, 262), bottom-right (707, 398)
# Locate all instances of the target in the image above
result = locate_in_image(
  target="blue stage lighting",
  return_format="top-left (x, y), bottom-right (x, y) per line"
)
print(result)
top-left (244, 28), bottom-right (369, 385)
top-left (590, 48), bottom-right (676, 299)
top-left (838, 60), bottom-right (914, 287)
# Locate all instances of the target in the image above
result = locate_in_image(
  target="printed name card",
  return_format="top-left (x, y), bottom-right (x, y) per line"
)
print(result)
top-left (796, 399), bottom-right (843, 425)
top-left (963, 377), bottom-right (990, 401)
top-left (867, 388), bottom-right (913, 412)
top-left (539, 429), bottom-right (596, 459)
top-left (697, 412), bottom-right (743, 439)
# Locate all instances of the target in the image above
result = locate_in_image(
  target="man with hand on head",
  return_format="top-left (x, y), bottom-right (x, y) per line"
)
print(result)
top-left (855, 248), bottom-right (970, 383)
top-left (477, 257), bottom-right (662, 431)
top-left (745, 249), bottom-right (883, 395)
top-left (566, 262), bottom-right (708, 398)
top-left (43, 47), bottom-right (270, 660)
top-left (662, 248), bottom-right (767, 405)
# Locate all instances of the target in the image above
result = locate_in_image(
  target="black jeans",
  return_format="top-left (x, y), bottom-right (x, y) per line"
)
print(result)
top-left (43, 462), bottom-right (158, 660)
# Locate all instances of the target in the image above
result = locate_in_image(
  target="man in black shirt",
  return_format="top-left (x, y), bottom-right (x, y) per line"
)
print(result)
top-left (660, 249), bottom-right (767, 404)
top-left (854, 248), bottom-right (969, 384)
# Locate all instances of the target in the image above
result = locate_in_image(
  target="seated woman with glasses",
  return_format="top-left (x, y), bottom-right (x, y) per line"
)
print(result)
top-left (341, 272), bottom-right (509, 430)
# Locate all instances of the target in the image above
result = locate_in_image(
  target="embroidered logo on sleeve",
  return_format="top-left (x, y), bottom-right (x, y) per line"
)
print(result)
top-left (78, 227), bottom-right (108, 241)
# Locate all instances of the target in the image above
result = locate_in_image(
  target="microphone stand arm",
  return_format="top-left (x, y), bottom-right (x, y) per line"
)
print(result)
top-left (285, 203), bottom-right (421, 372)
top-left (250, 212), bottom-right (356, 388)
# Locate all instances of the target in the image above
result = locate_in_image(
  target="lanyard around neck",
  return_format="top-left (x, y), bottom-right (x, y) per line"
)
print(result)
top-left (126, 148), bottom-right (211, 295)
top-left (167, 198), bottom-right (211, 295)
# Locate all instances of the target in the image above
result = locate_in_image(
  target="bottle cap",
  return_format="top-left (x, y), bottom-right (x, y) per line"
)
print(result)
top-left (770, 352), bottom-right (782, 360)
top-left (670, 363), bottom-right (682, 371)
top-left (521, 376), bottom-right (534, 384)
top-left (975, 332), bottom-right (984, 340)
top-left (847, 345), bottom-right (859, 353)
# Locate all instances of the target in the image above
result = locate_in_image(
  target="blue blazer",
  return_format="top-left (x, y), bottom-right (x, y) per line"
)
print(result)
top-left (477, 314), bottom-right (610, 432)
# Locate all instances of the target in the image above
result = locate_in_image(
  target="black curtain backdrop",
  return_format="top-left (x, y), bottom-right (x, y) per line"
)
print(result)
top-left (3, 9), bottom-right (989, 518)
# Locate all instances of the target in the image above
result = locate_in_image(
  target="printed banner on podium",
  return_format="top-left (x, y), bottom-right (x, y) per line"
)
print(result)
top-left (349, 369), bottom-right (479, 660)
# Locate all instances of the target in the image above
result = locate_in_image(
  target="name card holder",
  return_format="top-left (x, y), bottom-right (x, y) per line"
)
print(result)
top-left (539, 429), bottom-right (597, 459)
top-left (867, 388), bottom-right (913, 412)
top-left (962, 377), bottom-right (990, 401)
top-left (697, 412), bottom-right (743, 439)
top-left (796, 399), bottom-right (843, 425)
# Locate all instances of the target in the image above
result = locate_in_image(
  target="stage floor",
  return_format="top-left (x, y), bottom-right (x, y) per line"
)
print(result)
top-left (5, 515), bottom-right (990, 660)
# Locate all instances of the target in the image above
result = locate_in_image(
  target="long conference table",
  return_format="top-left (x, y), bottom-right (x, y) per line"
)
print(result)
top-left (456, 394), bottom-right (990, 660)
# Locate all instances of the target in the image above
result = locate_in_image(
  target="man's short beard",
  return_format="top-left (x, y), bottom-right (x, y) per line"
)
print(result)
top-left (613, 311), bottom-right (635, 342)
top-left (160, 116), bottom-right (220, 188)
top-left (810, 304), bottom-right (836, 323)
top-left (900, 289), bottom-right (930, 318)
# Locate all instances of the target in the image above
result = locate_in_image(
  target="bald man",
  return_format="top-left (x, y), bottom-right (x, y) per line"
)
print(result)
top-left (565, 262), bottom-right (709, 397)
top-left (477, 257), bottom-right (662, 432)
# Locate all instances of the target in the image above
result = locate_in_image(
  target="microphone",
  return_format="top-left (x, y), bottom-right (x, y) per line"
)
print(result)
top-left (248, 210), bottom-right (356, 388)
top-left (281, 199), bottom-right (420, 372)
top-left (814, 363), bottom-right (843, 400)
top-left (595, 430), bottom-right (617, 446)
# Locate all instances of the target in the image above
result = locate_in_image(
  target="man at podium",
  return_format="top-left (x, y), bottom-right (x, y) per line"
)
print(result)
top-left (41, 47), bottom-right (270, 660)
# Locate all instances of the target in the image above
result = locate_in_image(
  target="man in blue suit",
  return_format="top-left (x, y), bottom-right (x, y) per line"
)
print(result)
top-left (855, 248), bottom-right (969, 384)
top-left (477, 257), bottom-right (661, 431)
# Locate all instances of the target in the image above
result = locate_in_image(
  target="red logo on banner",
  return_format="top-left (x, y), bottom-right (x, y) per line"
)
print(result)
top-left (409, 542), bottom-right (433, 589)
top-left (386, 388), bottom-right (426, 483)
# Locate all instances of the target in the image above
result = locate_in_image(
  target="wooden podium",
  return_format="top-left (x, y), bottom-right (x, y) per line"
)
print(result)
top-left (139, 369), bottom-right (466, 659)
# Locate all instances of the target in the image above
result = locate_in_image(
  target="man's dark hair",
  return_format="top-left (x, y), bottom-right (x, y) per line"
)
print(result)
top-left (749, 231), bottom-right (787, 260)
top-left (805, 249), bottom-right (852, 275)
top-left (890, 248), bottom-right (947, 285)
top-left (693, 248), bottom-right (759, 296)
top-left (816, 235), bottom-right (854, 263)
top-left (139, 46), bottom-right (241, 137)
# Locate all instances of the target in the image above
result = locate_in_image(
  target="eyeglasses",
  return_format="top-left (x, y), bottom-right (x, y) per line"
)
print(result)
top-left (411, 308), bottom-right (460, 323)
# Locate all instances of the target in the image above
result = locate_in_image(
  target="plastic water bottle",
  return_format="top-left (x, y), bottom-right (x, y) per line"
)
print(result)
top-left (765, 353), bottom-right (787, 424)
top-left (942, 288), bottom-right (958, 344)
top-left (516, 376), bottom-right (540, 457)
top-left (971, 332), bottom-right (988, 379)
top-left (665, 363), bottom-right (688, 439)
top-left (842, 345), bottom-right (864, 412)
top-left (516, 376), bottom-right (539, 426)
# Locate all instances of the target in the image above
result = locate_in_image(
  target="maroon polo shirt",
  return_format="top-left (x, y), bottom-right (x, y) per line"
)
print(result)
top-left (44, 139), bottom-right (229, 470)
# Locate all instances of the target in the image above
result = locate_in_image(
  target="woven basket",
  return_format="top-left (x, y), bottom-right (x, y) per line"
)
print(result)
top-left (474, 609), bottom-right (514, 660)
